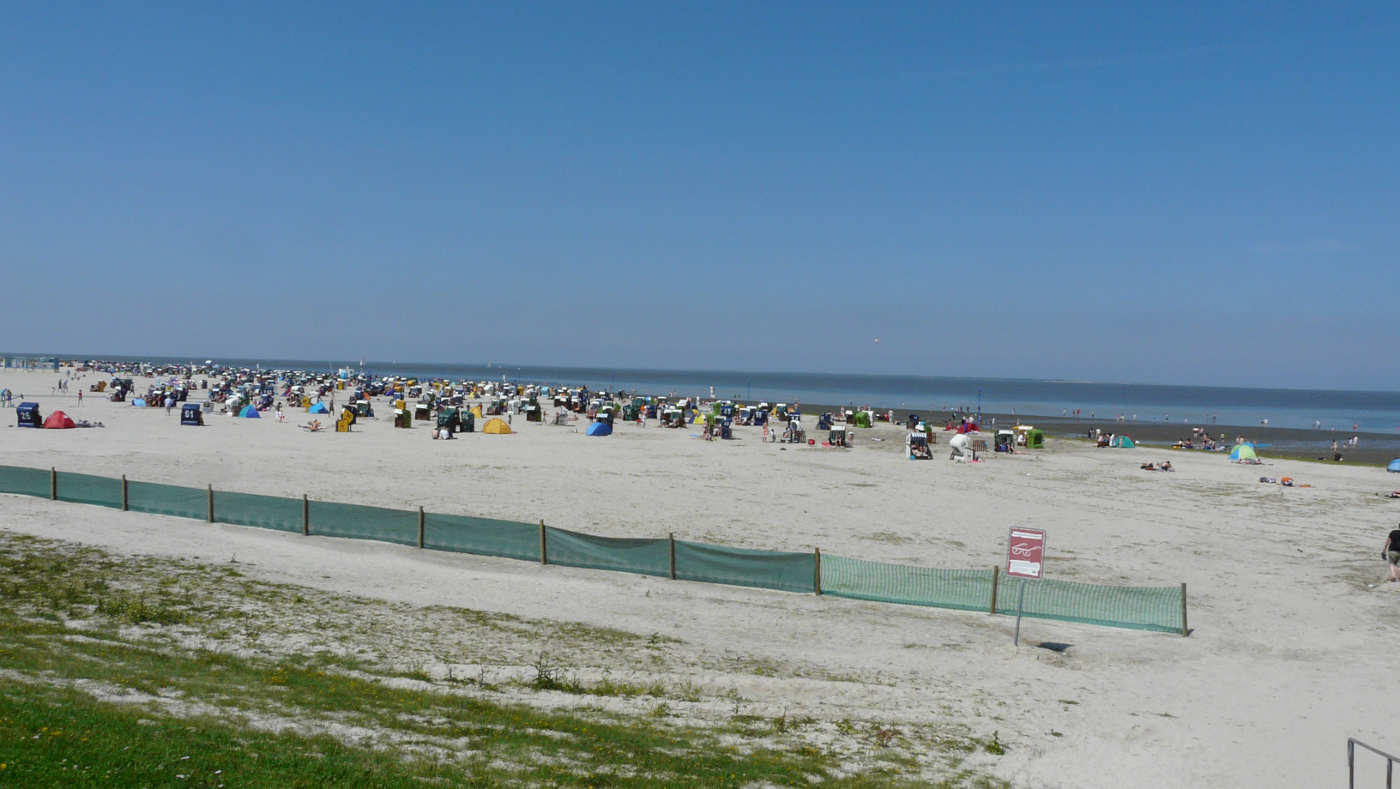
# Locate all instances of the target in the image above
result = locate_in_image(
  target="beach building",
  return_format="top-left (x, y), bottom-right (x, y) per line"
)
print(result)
top-left (2, 355), bottom-right (59, 370)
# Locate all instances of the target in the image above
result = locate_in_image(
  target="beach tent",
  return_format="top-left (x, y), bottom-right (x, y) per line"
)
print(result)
top-left (1110, 435), bottom-right (1135, 448)
top-left (131, 398), bottom-right (147, 407)
top-left (42, 410), bottom-right (75, 429)
top-left (308, 402), bottom-right (330, 414)
top-left (239, 404), bottom-right (261, 419)
top-left (1387, 458), bottom-right (1400, 473)
top-left (481, 417), bottom-right (511, 434)
top-left (1229, 444), bottom-right (1257, 462)
top-left (585, 421), bottom-right (612, 437)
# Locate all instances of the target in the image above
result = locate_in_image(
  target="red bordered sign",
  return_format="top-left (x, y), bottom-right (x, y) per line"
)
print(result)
top-left (1007, 528), bottom-right (1046, 579)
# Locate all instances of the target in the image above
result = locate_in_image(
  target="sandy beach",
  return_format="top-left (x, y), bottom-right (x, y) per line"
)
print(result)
top-left (4, 367), bottom-right (1400, 787)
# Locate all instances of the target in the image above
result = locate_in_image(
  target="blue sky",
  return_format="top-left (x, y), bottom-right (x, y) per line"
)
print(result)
top-left (2, 2), bottom-right (1397, 389)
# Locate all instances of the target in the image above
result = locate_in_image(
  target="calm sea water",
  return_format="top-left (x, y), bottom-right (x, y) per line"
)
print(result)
top-left (41, 354), bottom-right (1400, 435)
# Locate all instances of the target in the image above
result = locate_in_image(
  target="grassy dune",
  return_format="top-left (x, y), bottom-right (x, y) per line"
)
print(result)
top-left (0, 532), bottom-right (1008, 787)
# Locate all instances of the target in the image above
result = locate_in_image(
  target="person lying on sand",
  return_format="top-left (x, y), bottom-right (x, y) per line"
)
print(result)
top-left (300, 419), bottom-right (323, 432)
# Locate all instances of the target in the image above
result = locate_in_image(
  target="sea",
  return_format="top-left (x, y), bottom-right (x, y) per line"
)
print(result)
top-left (27, 354), bottom-right (1400, 440)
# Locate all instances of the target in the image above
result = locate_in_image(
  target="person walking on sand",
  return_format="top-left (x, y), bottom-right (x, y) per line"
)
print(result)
top-left (1384, 525), bottom-right (1400, 582)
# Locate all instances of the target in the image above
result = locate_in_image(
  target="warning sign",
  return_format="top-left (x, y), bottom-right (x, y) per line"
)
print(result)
top-left (1006, 528), bottom-right (1046, 579)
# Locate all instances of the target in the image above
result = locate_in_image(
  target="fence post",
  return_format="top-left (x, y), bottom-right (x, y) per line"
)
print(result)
top-left (668, 532), bottom-right (676, 579)
top-left (50, 467), bottom-right (56, 500)
top-left (417, 506), bottom-right (425, 549)
top-left (302, 494), bottom-right (309, 536)
top-left (1347, 738), bottom-right (1354, 789)
top-left (1180, 582), bottom-right (1189, 637)
top-left (121, 474), bottom-right (128, 511)
top-left (990, 565), bottom-right (1000, 614)
top-left (814, 547), bottom-right (822, 595)
top-left (207, 485), bottom-right (214, 523)
top-left (539, 520), bottom-right (548, 565)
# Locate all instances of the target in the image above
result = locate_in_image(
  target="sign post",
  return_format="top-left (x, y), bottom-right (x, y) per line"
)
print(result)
top-left (1006, 527), bottom-right (1046, 646)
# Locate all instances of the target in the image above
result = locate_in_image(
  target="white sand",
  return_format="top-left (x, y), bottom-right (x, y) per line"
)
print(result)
top-left (3, 368), bottom-right (1398, 786)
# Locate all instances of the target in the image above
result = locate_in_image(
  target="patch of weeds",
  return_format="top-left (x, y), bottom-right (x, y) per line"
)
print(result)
top-left (95, 594), bottom-right (190, 626)
top-left (673, 681), bottom-right (703, 702)
top-left (590, 677), bottom-right (667, 698)
top-left (871, 726), bottom-right (898, 748)
top-left (646, 631), bottom-right (679, 647)
top-left (528, 652), bottom-right (583, 694)
top-left (772, 708), bottom-right (789, 734)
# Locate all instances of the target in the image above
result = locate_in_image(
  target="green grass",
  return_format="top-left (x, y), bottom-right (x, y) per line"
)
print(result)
top-left (0, 531), bottom-right (1009, 787)
top-left (0, 615), bottom-right (939, 787)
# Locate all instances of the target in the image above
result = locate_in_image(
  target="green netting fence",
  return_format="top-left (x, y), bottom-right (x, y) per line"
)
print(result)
top-left (425, 513), bottom-right (540, 561)
top-left (0, 465), bottom-right (52, 498)
top-left (0, 464), bottom-right (1187, 634)
top-left (675, 541), bottom-right (816, 593)
top-left (308, 500), bottom-right (419, 546)
top-left (544, 527), bottom-right (671, 578)
top-left (821, 554), bottom-right (1184, 633)
top-left (213, 491), bottom-right (304, 533)
top-left (992, 576), bottom-right (1184, 633)
top-left (820, 555), bottom-right (994, 612)
top-left (127, 480), bottom-right (208, 520)
top-left (55, 471), bottom-right (123, 509)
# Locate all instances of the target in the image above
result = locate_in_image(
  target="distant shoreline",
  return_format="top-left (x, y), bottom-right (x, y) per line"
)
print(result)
top-left (765, 400), bottom-right (1400, 466)
top-left (12, 360), bottom-right (1399, 465)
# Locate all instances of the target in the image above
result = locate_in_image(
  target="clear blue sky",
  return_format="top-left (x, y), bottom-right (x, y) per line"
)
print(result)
top-left (3, 2), bottom-right (1397, 389)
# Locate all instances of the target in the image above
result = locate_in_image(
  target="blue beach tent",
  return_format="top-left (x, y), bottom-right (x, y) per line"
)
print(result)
top-left (585, 421), bottom-right (612, 436)
top-left (1229, 443), bottom-right (1257, 462)
top-left (1388, 458), bottom-right (1400, 473)
top-left (308, 402), bottom-right (330, 414)
top-left (239, 404), bottom-right (261, 418)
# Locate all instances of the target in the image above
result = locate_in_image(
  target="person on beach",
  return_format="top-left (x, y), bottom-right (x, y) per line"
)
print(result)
top-left (1383, 525), bottom-right (1400, 582)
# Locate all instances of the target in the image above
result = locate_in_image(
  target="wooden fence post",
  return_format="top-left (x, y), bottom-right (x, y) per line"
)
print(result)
top-left (207, 485), bottom-right (214, 523)
top-left (50, 467), bottom-right (56, 500)
top-left (120, 474), bottom-right (128, 511)
top-left (1180, 582), bottom-right (1189, 637)
top-left (302, 494), bottom-right (309, 536)
top-left (668, 532), bottom-right (676, 579)
top-left (990, 565), bottom-right (1000, 614)
top-left (417, 506), bottom-right (425, 549)
top-left (539, 520), bottom-right (548, 565)
top-left (814, 547), bottom-right (822, 595)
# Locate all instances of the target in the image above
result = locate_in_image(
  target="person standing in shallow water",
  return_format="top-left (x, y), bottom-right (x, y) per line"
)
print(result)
top-left (1384, 525), bottom-right (1400, 583)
